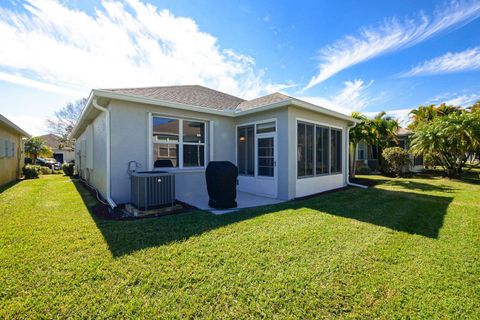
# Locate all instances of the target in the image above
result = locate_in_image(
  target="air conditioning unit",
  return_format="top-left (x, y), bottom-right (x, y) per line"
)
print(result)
top-left (130, 171), bottom-right (175, 210)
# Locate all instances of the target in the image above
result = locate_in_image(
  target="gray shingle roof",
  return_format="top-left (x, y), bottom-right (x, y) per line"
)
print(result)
top-left (104, 85), bottom-right (245, 111)
top-left (236, 92), bottom-right (291, 111)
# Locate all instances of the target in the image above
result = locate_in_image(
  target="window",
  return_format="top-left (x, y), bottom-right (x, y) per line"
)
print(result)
top-left (237, 125), bottom-right (255, 175)
top-left (331, 129), bottom-right (342, 174)
top-left (152, 116), bottom-right (206, 168)
top-left (257, 137), bottom-right (274, 176)
top-left (256, 121), bottom-right (276, 134)
top-left (0, 139), bottom-right (5, 158)
top-left (297, 122), bottom-right (314, 177)
top-left (357, 141), bottom-right (366, 160)
top-left (183, 121), bottom-right (205, 167)
top-left (414, 155), bottom-right (423, 166)
top-left (297, 121), bottom-right (343, 178)
top-left (316, 126), bottom-right (329, 175)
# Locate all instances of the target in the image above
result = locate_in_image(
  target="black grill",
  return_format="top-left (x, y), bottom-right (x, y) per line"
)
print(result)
top-left (205, 161), bottom-right (238, 209)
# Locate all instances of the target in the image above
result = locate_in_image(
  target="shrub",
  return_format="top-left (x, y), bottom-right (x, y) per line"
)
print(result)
top-left (62, 163), bottom-right (75, 176)
top-left (382, 147), bottom-right (411, 177)
top-left (39, 166), bottom-right (53, 175)
top-left (356, 165), bottom-right (371, 175)
top-left (22, 165), bottom-right (40, 179)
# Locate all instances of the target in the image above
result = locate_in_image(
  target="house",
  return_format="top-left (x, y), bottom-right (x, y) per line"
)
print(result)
top-left (70, 85), bottom-right (358, 209)
top-left (355, 127), bottom-right (424, 173)
top-left (0, 114), bottom-right (29, 187)
top-left (38, 133), bottom-right (75, 163)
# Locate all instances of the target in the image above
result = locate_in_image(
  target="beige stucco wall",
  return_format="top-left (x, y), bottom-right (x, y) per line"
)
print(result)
top-left (108, 99), bottom-right (237, 204)
top-left (0, 124), bottom-right (24, 187)
top-left (287, 106), bottom-right (351, 198)
top-left (75, 98), bottom-right (353, 205)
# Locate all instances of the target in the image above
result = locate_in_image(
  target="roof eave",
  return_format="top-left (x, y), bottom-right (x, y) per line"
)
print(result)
top-left (70, 89), bottom-right (360, 139)
top-left (0, 114), bottom-right (30, 137)
top-left (69, 91), bottom-right (95, 140)
top-left (234, 98), bottom-right (359, 123)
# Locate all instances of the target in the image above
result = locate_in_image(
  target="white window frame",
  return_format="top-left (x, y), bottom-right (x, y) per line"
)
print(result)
top-left (295, 118), bottom-right (343, 179)
top-left (235, 118), bottom-right (277, 177)
top-left (149, 113), bottom-right (208, 171)
top-left (0, 139), bottom-right (6, 158)
top-left (357, 141), bottom-right (367, 160)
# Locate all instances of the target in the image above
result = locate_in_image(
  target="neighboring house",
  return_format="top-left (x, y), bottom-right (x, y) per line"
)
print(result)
top-left (398, 128), bottom-right (424, 173)
top-left (70, 85), bottom-right (358, 208)
top-left (355, 128), bottom-right (424, 173)
top-left (38, 133), bottom-right (75, 163)
top-left (0, 114), bottom-right (29, 187)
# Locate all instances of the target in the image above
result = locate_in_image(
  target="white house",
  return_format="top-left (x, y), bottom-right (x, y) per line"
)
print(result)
top-left (70, 85), bottom-right (358, 209)
top-left (38, 134), bottom-right (75, 163)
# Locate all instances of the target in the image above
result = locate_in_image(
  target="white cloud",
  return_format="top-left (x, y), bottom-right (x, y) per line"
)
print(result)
top-left (430, 92), bottom-right (480, 106)
top-left (304, 1), bottom-right (480, 90)
top-left (0, 0), bottom-right (285, 99)
top-left (3, 114), bottom-right (46, 136)
top-left (300, 79), bottom-right (373, 115)
top-left (444, 94), bottom-right (480, 106)
top-left (399, 47), bottom-right (480, 77)
top-left (0, 72), bottom-right (85, 96)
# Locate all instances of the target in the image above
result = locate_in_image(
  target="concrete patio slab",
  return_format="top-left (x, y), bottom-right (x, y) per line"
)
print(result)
top-left (178, 190), bottom-right (284, 215)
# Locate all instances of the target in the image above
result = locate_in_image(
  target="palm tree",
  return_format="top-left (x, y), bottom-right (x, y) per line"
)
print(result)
top-left (24, 137), bottom-right (52, 163)
top-left (349, 112), bottom-right (375, 178)
top-left (371, 112), bottom-right (399, 172)
top-left (409, 104), bottom-right (437, 129)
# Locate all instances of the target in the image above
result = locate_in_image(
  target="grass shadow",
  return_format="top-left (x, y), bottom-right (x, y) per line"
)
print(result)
top-left (0, 179), bottom-right (21, 194)
top-left (72, 178), bottom-right (452, 257)
top-left (294, 187), bottom-right (452, 239)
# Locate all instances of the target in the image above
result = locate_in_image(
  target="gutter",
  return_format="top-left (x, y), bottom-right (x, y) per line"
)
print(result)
top-left (91, 97), bottom-right (117, 209)
top-left (346, 122), bottom-right (368, 189)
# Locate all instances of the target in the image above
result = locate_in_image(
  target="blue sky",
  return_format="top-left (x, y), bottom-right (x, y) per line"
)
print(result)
top-left (1, 0), bottom-right (479, 135)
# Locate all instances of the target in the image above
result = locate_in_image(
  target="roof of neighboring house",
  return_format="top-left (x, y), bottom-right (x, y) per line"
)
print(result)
top-left (38, 134), bottom-right (74, 151)
top-left (0, 114), bottom-right (30, 137)
top-left (104, 85), bottom-right (245, 111)
top-left (71, 85), bottom-right (359, 139)
top-left (397, 128), bottom-right (412, 136)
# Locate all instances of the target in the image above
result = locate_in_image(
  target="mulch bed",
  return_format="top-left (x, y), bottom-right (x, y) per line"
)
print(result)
top-left (78, 178), bottom-right (198, 221)
top-left (91, 201), bottom-right (198, 221)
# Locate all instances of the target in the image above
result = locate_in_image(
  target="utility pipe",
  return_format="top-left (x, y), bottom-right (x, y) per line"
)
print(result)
top-left (92, 97), bottom-right (117, 208)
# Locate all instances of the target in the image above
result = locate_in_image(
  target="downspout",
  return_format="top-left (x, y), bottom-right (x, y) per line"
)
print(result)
top-left (92, 97), bottom-right (117, 208)
top-left (346, 122), bottom-right (368, 189)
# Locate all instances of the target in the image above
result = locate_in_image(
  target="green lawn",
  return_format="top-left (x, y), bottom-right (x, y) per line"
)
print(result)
top-left (1, 173), bottom-right (479, 319)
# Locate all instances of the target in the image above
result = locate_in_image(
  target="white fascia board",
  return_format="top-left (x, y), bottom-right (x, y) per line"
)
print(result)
top-left (233, 98), bottom-right (359, 124)
top-left (290, 99), bottom-right (360, 123)
top-left (69, 91), bottom-right (95, 140)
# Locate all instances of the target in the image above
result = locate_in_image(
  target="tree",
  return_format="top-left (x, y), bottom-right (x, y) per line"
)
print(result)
top-left (382, 147), bottom-right (411, 177)
top-left (24, 137), bottom-right (52, 163)
top-left (349, 112), bottom-right (374, 178)
top-left (409, 104), bottom-right (437, 129)
top-left (409, 103), bottom-right (462, 129)
top-left (46, 98), bottom-right (87, 146)
top-left (410, 111), bottom-right (480, 178)
top-left (371, 111), bottom-right (399, 172)
top-left (468, 100), bottom-right (480, 113)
